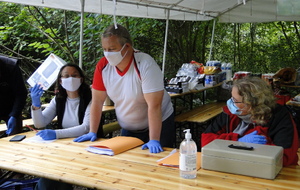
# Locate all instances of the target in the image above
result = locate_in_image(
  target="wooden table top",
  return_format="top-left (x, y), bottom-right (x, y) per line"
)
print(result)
top-left (1, 131), bottom-right (300, 190)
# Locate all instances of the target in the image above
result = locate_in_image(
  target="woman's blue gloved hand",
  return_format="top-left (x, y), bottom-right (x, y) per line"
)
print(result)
top-left (238, 130), bottom-right (267, 144)
top-left (141, 140), bottom-right (163, 153)
top-left (37, 129), bottom-right (57, 140)
top-left (73, 132), bottom-right (97, 142)
top-left (30, 84), bottom-right (44, 107)
top-left (6, 116), bottom-right (16, 135)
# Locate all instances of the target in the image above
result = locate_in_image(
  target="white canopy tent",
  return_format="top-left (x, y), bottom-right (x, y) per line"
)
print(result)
top-left (1, 0), bottom-right (299, 22)
top-left (0, 0), bottom-right (233, 21)
top-left (1, 0), bottom-right (299, 71)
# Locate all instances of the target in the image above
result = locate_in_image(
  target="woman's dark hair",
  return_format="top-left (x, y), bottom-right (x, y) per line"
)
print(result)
top-left (55, 63), bottom-right (90, 98)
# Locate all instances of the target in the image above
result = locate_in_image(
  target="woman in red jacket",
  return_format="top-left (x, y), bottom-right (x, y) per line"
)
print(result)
top-left (202, 77), bottom-right (298, 166)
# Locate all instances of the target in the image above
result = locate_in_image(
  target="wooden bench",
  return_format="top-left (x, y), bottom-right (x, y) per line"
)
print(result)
top-left (0, 118), bottom-right (37, 133)
top-left (0, 103), bottom-right (54, 133)
top-left (1, 104), bottom-right (120, 136)
top-left (103, 121), bottom-right (121, 137)
top-left (175, 101), bottom-right (226, 123)
top-left (1, 119), bottom-right (121, 138)
top-left (175, 101), bottom-right (226, 149)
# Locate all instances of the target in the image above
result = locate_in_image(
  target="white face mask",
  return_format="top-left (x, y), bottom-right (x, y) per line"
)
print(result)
top-left (104, 44), bottom-right (128, 66)
top-left (61, 77), bottom-right (82, 92)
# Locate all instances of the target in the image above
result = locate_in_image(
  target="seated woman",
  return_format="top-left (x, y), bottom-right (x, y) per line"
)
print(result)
top-left (30, 63), bottom-right (93, 140)
top-left (202, 77), bottom-right (298, 167)
top-left (30, 63), bottom-right (93, 190)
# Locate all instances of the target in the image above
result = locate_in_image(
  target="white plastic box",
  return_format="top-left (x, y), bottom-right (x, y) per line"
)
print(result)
top-left (201, 139), bottom-right (283, 179)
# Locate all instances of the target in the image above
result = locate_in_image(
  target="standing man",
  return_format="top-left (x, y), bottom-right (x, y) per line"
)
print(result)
top-left (74, 24), bottom-right (175, 153)
top-left (0, 55), bottom-right (27, 136)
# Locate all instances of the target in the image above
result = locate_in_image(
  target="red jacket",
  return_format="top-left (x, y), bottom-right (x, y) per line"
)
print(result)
top-left (201, 104), bottom-right (298, 167)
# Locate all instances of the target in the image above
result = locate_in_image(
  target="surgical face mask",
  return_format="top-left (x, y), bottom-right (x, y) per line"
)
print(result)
top-left (104, 44), bottom-right (128, 66)
top-left (61, 77), bottom-right (82, 92)
top-left (227, 98), bottom-right (242, 115)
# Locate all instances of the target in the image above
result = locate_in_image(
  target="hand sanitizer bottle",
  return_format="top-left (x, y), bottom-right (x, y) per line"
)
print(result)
top-left (179, 129), bottom-right (197, 179)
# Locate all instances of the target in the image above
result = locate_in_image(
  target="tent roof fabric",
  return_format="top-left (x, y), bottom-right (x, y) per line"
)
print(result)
top-left (1, 0), bottom-right (299, 23)
top-left (219, 0), bottom-right (300, 23)
top-left (0, 0), bottom-right (224, 21)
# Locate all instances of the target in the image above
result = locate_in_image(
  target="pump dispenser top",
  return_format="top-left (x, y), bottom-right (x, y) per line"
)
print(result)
top-left (184, 129), bottom-right (192, 140)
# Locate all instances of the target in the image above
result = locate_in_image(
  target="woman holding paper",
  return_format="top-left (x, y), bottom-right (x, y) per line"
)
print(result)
top-left (74, 24), bottom-right (175, 153)
top-left (30, 63), bottom-right (97, 190)
top-left (30, 63), bottom-right (100, 139)
top-left (202, 77), bottom-right (298, 167)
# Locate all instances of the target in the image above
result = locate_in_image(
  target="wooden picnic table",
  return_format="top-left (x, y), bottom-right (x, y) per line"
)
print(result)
top-left (0, 131), bottom-right (299, 190)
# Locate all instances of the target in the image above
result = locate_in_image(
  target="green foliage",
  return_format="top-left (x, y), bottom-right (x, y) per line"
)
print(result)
top-left (212, 22), bottom-right (300, 74)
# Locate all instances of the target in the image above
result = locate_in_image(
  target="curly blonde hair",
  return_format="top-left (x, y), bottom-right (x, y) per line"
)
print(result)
top-left (233, 77), bottom-right (277, 125)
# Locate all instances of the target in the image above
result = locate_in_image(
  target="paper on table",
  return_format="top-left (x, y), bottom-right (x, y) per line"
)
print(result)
top-left (23, 135), bottom-right (56, 143)
top-left (86, 136), bottom-right (144, 156)
top-left (157, 149), bottom-right (202, 170)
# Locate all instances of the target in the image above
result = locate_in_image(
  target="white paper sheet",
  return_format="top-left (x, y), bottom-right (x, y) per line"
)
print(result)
top-left (27, 53), bottom-right (67, 90)
top-left (23, 135), bottom-right (56, 143)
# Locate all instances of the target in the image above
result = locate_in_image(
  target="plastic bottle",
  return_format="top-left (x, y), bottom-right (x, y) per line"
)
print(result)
top-left (226, 63), bottom-right (232, 81)
top-left (221, 62), bottom-right (227, 71)
top-left (179, 129), bottom-right (197, 179)
top-left (205, 75), bottom-right (212, 87)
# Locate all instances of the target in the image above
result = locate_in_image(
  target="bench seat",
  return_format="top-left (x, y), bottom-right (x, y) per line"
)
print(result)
top-left (1, 119), bottom-right (121, 138)
top-left (0, 116), bottom-right (60, 133)
top-left (103, 121), bottom-right (121, 137)
top-left (175, 101), bottom-right (226, 124)
top-left (175, 101), bottom-right (226, 149)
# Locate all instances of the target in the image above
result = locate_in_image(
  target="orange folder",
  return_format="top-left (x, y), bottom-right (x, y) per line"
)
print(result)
top-left (86, 136), bottom-right (144, 156)
top-left (157, 151), bottom-right (202, 170)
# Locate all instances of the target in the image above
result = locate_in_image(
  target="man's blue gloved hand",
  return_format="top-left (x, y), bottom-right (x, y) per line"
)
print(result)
top-left (6, 116), bottom-right (16, 135)
top-left (141, 140), bottom-right (163, 153)
top-left (73, 132), bottom-right (97, 142)
top-left (238, 130), bottom-right (267, 144)
top-left (37, 129), bottom-right (57, 140)
top-left (30, 84), bottom-right (44, 107)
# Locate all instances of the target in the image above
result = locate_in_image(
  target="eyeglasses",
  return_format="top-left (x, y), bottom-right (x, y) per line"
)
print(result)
top-left (231, 97), bottom-right (243, 104)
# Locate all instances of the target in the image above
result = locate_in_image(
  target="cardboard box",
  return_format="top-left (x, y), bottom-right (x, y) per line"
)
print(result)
top-left (201, 139), bottom-right (283, 179)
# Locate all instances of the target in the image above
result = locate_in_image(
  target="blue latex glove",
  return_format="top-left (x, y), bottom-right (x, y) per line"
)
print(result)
top-left (141, 140), bottom-right (163, 153)
top-left (30, 84), bottom-right (44, 107)
top-left (6, 116), bottom-right (16, 135)
top-left (37, 129), bottom-right (57, 140)
top-left (238, 131), bottom-right (267, 144)
top-left (73, 132), bottom-right (97, 142)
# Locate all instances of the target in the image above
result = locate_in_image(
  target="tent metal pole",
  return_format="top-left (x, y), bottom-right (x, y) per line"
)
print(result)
top-left (79, 0), bottom-right (85, 68)
top-left (208, 19), bottom-right (216, 61)
top-left (162, 9), bottom-right (170, 75)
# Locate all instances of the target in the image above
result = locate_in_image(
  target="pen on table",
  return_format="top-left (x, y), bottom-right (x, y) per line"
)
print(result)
top-left (25, 125), bottom-right (38, 133)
